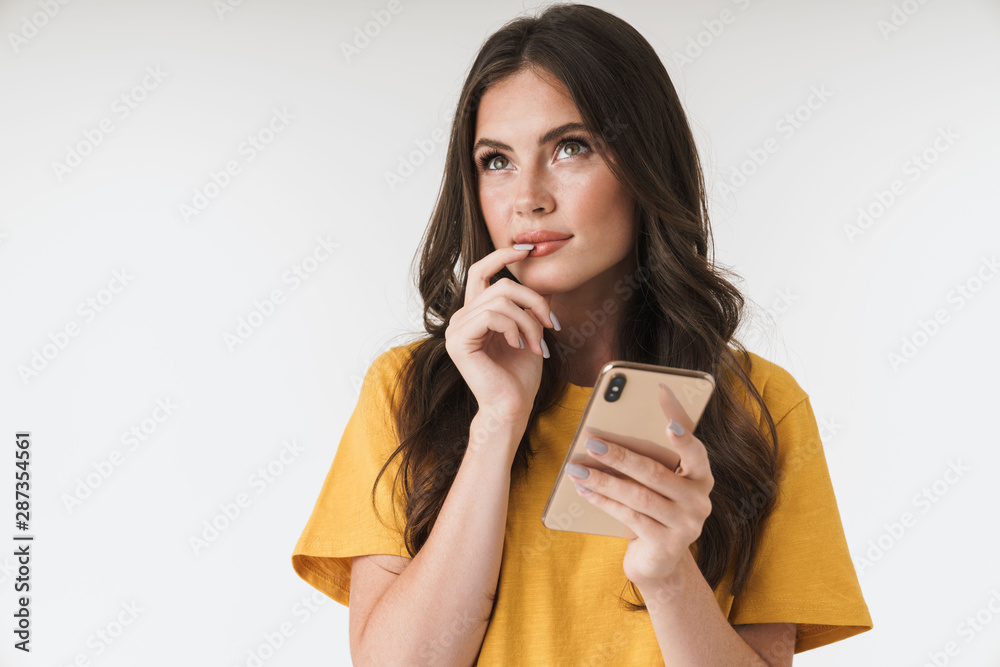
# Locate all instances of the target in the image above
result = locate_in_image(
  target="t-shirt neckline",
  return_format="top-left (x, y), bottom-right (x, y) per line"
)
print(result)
top-left (556, 381), bottom-right (593, 411)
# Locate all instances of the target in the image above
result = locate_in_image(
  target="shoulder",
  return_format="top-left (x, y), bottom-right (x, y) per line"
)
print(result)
top-left (367, 338), bottom-right (424, 378)
top-left (359, 337), bottom-right (428, 403)
top-left (727, 347), bottom-right (809, 427)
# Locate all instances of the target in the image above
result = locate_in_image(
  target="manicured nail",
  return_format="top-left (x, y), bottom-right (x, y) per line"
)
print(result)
top-left (549, 309), bottom-right (561, 331)
top-left (668, 420), bottom-right (685, 436)
top-left (584, 438), bottom-right (607, 455)
top-left (518, 334), bottom-right (524, 349)
top-left (566, 462), bottom-right (590, 479)
top-left (574, 483), bottom-right (591, 494)
top-left (513, 243), bottom-right (534, 250)
top-left (540, 338), bottom-right (550, 359)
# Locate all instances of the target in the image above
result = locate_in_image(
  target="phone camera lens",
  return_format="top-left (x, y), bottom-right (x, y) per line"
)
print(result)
top-left (604, 374), bottom-right (626, 402)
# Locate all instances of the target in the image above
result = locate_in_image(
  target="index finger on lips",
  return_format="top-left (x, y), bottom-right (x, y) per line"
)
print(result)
top-left (464, 246), bottom-right (532, 306)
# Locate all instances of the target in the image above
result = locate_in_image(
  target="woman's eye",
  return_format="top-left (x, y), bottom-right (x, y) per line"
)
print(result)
top-left (557, 140), bottom-right (587, 159)
top-left (486, 155), bottom-right (509, 170)
top-left (478, 138), bottom-right (590, 172)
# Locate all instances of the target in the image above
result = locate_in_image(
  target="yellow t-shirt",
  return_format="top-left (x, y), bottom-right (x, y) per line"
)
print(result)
top-left (291, 340), bottom-right (873, 663)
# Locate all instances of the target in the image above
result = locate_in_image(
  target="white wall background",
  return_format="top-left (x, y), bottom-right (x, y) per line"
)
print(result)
top-left (1, 0), bottom-right (998, 665)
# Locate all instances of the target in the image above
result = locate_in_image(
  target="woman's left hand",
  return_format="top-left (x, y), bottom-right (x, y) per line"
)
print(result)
top-left (565, 383), bottom-right (714, 590)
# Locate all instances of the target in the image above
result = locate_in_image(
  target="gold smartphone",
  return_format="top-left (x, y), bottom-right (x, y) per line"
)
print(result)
top-left (541, 360), bottom-right (716, 539)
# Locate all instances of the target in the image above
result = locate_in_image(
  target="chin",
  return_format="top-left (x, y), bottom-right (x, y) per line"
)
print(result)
top-left (514, 271), bottom-right (574, 295)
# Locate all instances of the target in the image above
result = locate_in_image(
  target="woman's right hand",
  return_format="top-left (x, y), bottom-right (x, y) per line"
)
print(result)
top-left (444, 245), bottom-right (558, 429)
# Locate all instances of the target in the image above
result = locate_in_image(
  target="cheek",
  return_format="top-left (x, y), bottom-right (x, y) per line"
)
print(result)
top-left (478, 185), bottom-right (506, 220)
top-left (584, 174), bottom-right (630, 215)
top-left (480, 190), bottom-right (516, 239)
top-left (477, 190), bottom-right (506, 247)
top-left (557, 160), bottom-right (620, 200)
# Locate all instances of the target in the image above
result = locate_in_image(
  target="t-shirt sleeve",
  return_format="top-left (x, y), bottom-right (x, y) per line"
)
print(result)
top-left (291, 347), bottom-right (413, 606)
top-left (727, 379), bottom-right (873, 652)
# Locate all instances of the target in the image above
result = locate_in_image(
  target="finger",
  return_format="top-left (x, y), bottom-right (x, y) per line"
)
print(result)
top-left (464, 246), bottom-right (534, 307)
top-left (462, 296), bottom-right (547, 356)
top-left (569, 454), bottom-right (712, 543)
top-left (453, 308), bottom-right (529, 354)
top-left (568, 471), bottom-right (666, 543)
top-left (464, 278), bottom-right (552, 335)
top-left (657, 383), bottom-right (696, 435)
top-left (465, 275), bottom-right (555, 335)
top-left (579, 435), bottom-right (692, 502)
top-left (665, 425), bottom-right (713, 485)
top-left (567, 461), bottom-right (686, 533)
top-left (577, 483), bottom-right (708, 548)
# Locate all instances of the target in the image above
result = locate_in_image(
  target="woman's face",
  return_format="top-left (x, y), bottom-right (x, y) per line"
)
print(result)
top-left (473, 67), bottom-right (637, 301)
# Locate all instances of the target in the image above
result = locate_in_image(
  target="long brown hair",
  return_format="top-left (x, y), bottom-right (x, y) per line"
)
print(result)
top-left (370, 2), bottom-right (779, 613)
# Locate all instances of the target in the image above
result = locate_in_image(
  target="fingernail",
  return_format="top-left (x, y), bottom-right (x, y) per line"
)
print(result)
top-left (668, 419), bottom-right (685, 437)
top-left (513, 243), bottom-right (534, 250)
top-left (566, 462), bottom-right (590, 479)
top-left (540, 338), bottom-right (550, 359)
top-left (549, 309), bottom-right (561, 331)
top-left (574, 483), bottom-right (591, 494)
top-left (518, 334), bottom-right (524, 349)
top-left (584, 438), bottom-right (607, 455)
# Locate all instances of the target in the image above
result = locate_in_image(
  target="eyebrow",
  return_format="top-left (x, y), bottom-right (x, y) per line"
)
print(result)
top-left (472, 122), bottom-right (590, 156)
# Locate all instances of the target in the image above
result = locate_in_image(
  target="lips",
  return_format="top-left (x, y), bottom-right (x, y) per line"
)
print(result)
top-left (513, 230), bottom-right (572, 244)
top-left (524, 238), bottom-right (570, 257)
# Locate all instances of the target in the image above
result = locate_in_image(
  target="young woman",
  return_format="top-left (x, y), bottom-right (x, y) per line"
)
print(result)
top-left (292, 4), bottom-right (872, 664)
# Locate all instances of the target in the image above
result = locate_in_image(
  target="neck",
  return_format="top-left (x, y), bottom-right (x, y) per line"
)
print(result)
top-left (547, 255), bottom-right (645, 386)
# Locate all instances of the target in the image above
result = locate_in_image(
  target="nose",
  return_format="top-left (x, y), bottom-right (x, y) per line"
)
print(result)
top-left (513, 162), bottom-right (554, 217)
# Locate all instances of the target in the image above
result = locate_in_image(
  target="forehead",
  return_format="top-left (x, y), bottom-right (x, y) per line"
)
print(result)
top-left (474, 68), bottom-right (581, 139)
